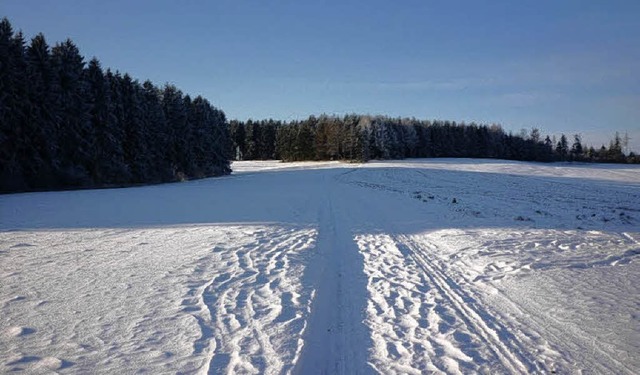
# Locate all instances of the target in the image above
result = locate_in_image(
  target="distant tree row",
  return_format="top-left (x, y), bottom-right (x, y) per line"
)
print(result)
top-left (0, 18), bottom-right (232, 193)
top-left (230, 115), bottom-right (639, 163)
top-left (2, 18), bottom-right (637, 193)
top-left (555, 132), bottom-right (637, 163)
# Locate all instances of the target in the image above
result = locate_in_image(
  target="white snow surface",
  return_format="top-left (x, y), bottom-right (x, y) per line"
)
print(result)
top-left (1, 158), bottom-right (639, 374)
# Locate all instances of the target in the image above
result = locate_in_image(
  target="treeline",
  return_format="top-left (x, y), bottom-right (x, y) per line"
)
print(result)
top-left (2, 18), bottom-right (638, 193)
top-left (0, 18), bottom-right (231, 193)
top-left (230, 115), bottom-right (639, 163)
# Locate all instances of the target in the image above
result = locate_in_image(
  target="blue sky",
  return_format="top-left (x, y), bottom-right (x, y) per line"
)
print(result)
top-left (3, 0), bottom-right (640, 151)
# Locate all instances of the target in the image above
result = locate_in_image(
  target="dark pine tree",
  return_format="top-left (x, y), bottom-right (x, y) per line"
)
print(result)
top-left (86, 60), bottom-right (128, 184)
top-left (0, 19), bottom-right (29, 191)
top-left (121, 73), bottom-right (150, 183)
top-left (556, 134), bottom-right (569, 161)
top-left (570, 134), bottom-right (584, 161)
top-left (51, 39), bottom-right (93, 186)
top-left (229, 120), bottom-right (246, 160)
top-left (140, 80), bottom-right (170, 182)
top-left (161, 84), bottom-right (188, 180)
top-left (24, 33), bottom-right (60, 188)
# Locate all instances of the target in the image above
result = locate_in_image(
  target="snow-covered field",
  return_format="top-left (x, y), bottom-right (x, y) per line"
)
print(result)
top-left (1, 159), bottom-right (639, 374)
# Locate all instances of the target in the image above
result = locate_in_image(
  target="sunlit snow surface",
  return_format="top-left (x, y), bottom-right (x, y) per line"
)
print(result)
top-left (1, 159), bottom-right (639, 374)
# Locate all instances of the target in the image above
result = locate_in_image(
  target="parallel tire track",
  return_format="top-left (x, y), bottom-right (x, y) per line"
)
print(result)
top-left (395, 234), bottom-right (543, 374)
top-left (340, 168), bottom-right (548, 373)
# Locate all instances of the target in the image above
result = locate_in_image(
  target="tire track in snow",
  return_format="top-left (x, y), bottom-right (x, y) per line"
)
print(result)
top-left (343, 169), bottom-right (497, 373)
top-left (395, 234), bottom-right (541, 374)
top-left (341, 167), bottom-right (555, 373)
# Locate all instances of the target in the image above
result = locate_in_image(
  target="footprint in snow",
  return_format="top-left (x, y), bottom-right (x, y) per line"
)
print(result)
top-left (6, 355), bottom-right (74, 371)
top-left (4, 326), bottom-right (36, 337)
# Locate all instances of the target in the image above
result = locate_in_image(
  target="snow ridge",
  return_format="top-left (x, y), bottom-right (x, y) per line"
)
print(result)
top-left (192, 227), bottom-right (316, 374)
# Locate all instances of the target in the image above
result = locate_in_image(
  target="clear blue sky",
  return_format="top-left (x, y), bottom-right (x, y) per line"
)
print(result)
top-left (3, 0), bottom-right (640, 151)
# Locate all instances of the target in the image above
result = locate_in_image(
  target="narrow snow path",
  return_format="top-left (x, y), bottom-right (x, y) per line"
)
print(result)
top-left (293, 172), bottom-right (372, 374)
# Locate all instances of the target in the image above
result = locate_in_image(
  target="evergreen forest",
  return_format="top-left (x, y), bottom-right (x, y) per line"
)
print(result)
top-left (1, 18), bottom-right (637, 193)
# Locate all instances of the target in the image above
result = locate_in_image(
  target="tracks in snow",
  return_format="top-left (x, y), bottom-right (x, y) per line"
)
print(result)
top-left (396, 235), bottom-right (542, 374)
top-left (183, 226), bottom-right (316, 375)
top-left (357, 234), bottom-right (545, 374)
top-left (3, 162), bottom-right (638, 374)
top-left (188, 167), bottom-right (636, 374)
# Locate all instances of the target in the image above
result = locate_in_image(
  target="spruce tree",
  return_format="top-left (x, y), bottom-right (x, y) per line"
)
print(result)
top-left (0, 19), bottom-right (29, 190)
top-left (121, 74), bottom-right (149, 182)
top-left (570, 134), bottom-right (583, 161)
top-left (141, 80), bottom-right (170, 182)
top-left (161, 84), bottom-right (187, 179)
top-left (51, 39), bottom-right (93, 186)
top-left (229, 120), bottom-right (246, 160)
top-left (24, 33), bottom-right (60, 188)
top-left (556, 134), bottom-right (569, 161)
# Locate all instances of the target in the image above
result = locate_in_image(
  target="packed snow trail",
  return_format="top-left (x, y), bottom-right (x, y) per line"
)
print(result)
top-left (1, 159), bottom-right (639, 374)
top-left (293, 172), bottom-right (372, 374)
